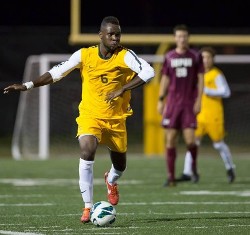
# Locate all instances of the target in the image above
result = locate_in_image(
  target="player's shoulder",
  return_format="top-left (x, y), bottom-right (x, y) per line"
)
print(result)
top-left (186, 48), bottom-right (202, 63)
top-left (165, 49), bottom-right (176, 59)
top-left (116, 45), bottom-right (133, 54)
top-left (166, 48), bottom-right (176, 55)
top-left (212, 66), bottom-right (223, 75)
top-left (87, 45), bottom-right (98, 50)
top-left (118, 45), bottom-right (129, 51)
top-left (115, 46), bottom-right (138, 59)
top-left (80, 45), bottom-right (98, 53)
top-left (79, 45), bottom-right (98, 59)
top-left (188, 48), bottom-right (201, 57)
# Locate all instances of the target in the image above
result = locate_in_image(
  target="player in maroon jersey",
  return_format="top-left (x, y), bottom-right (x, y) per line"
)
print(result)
top-left (157, 24), bottom-right (204, 186)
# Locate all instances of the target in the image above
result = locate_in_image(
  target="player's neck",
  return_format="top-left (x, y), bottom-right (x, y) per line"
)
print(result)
top-left (176, 47), bottom-right (188, 54)
top-left (175, 45), bottom-right (188, 54)
top-left (99, 44), bottom-right (114, 59)
top-left (205, 66), bottom-right (213, 72)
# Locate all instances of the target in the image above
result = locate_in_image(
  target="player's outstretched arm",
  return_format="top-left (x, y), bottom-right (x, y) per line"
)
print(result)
top-left (3, 72), bottom-right (53, 94)
top-left (3, 83), bottom-right (27, 94)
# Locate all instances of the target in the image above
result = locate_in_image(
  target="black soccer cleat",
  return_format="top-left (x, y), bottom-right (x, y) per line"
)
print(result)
top-left (163, 179), bottom-right (176, 187)
top-left (175, 174), bottom-right (192, 182)
top-left (227, 168), bottom-right (235, 183)
top-left (191, 173), bottom-right (200, 183)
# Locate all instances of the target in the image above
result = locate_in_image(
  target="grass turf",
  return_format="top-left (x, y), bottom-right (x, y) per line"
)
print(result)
top-left (0, 152), bottom-right (249, 235)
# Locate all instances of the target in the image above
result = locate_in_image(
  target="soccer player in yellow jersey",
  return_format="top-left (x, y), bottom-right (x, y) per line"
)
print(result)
top-left (177, 46), bottom-right (236, 183)
top-left (3, 16), bottom-right (155, 223)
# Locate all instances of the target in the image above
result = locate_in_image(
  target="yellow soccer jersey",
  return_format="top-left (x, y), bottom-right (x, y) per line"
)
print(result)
top-left (79, 45), bottom-right (136, 119)
top-left (197, 67), bottom-right (225, 123)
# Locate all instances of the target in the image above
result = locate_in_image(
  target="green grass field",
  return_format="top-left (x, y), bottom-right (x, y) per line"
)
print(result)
top-left (0, 149), bottom-right (249, 235)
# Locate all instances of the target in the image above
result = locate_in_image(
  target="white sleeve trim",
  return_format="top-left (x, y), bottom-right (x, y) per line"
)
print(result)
top-left (204, 74), bottom-right (231, 98)
top-left (48, 50), bottom-right (81, 82)
top-left (124, 50), bottom-right (155, 83)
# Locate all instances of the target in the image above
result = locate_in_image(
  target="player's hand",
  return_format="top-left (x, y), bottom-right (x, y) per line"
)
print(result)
top-left (105, 89), bottom-right (124, 103)
top-left (157, 100), bottom-right (165, 115)
top-left (3, 84), bottom-right (27, 94)
top-left (193, 100), bottom-right (201, 115)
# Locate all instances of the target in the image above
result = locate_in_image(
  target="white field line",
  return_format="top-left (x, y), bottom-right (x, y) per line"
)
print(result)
top-left (179, 190), bottom-right (250, 197)
top-left (24, 227), bottom-right (60, 229)
top-left (82, 224), bottom-right (250, 231)
top-left (0, 210), bottom-right (249, 219)
top-left (0, 230), bottom-right (44, 235)
top-left (146, 211), bottom-right (250, 215)
top-left (1, 211), bottom-right (249, 218)
top-left (0, 201), bottom-right (249, 207)
top-left (0, 177), bottom-right (249, 198)
top-left (119, 201), bottom-right (250, 205)
top-left (1, 212), bottom-right (249, 234)
top-left (176, 224), bottom-right (250, 229)
top-left (27, 229), bottom-right (73, 233)
top-left (0, 203), bottom-right (54, 207)
top-left (0, 195), bottom-right (44, 198)
top-left (94, 224), bottom-right (249, 231)
top-left (0, 225), bottom-right (23, 226)
top-left (0, 178), bottom-right (142, 186)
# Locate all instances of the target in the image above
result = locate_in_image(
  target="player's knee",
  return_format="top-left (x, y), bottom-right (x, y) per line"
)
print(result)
top-left (80, 149), bottom-right (95, 161)
top-left (166, 139), bottom-right (176, 148)
top-left (186, 143), bottom-right (197, 149)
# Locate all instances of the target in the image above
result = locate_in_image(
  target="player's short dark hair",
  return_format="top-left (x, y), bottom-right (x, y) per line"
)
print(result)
top-left (201, 46), bottom-right (216, 57)
top-left (100, 16), bottom-right (120, 30)
top-left (173, 24), bottom-right (189, 34)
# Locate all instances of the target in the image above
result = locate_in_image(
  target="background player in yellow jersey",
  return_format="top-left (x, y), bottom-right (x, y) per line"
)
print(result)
top-left (3, 16), bottom-right (155, 223)
top-left (177, 46), bottom-right (236, 183)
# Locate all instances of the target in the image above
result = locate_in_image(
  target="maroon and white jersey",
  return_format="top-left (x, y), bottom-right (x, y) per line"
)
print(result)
top-left (161, 48), bottom-right (204, 106)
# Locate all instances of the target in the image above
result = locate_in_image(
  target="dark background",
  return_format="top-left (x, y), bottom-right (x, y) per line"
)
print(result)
top-left (1, 0), bottom-right (249, 83)
top-left (0, 0), bottom-right (249, 146)
top-left (1, 0), bottom-right (249, 29)
top-left (1, 0), bottom-right (249, 85)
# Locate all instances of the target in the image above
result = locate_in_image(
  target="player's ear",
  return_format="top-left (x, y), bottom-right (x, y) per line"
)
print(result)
top-left (99, 31), bottom-right (103, 39)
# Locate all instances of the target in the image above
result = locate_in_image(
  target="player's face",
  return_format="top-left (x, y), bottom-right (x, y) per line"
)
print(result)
top-left (174, 30), bottom-right (189, 50)
top-left (100, 23), bottom-right (121, 52)
top-left (202, 51), bottom-right (214, 70)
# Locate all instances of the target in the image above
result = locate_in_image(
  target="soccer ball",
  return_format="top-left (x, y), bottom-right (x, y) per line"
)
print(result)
top-left (90, 201), bottom-right (116, 227)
